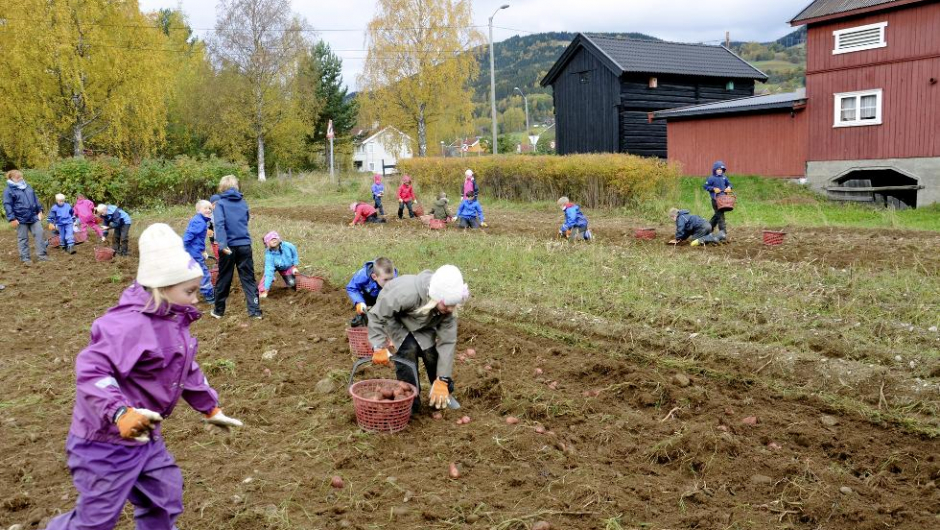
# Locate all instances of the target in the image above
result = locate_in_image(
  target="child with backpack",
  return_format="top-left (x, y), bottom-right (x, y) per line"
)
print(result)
top-left (42, 223), bottom-right (242, 530)
top-left (47, 193), bottom-right (77, 254)
top-left (259, 231), bottom-right (300, 298)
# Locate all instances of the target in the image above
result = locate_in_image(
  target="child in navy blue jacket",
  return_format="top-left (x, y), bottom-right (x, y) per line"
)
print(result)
top-left (182, 200), bottom-right (215, 303)
top-left (557, 196), bottom-right (592, 241)
top-left (47, 193), bottom-right (77, 254)
top-left (346, 257), bottom-right (396, 324)
top-left (212, 175), bottom-right (261, 319)
top-left (669, 208), bottom-right (723, 246)
top-left (96, 204), bottom-right (133, 256)
top-left (703, 161), bottom-right (732, 237)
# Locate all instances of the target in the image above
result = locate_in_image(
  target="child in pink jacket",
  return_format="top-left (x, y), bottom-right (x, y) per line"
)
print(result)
top-left (74, 194), bottom-right (105, 241)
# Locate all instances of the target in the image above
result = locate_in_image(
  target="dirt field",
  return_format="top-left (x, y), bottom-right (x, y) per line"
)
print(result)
top-left (1, 217), bottom-right (939, 530)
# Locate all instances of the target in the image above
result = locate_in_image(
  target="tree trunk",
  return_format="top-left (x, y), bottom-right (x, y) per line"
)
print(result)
top-left (257, 134), bottom-right (267, 182)
top-left (72, 121), bottom-right (84, 158)
top-left (417, 104), bottom-right (427, 157)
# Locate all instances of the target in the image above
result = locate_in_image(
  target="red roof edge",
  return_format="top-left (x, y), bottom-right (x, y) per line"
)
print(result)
top-left (790, 0), bottom-right (928, 26)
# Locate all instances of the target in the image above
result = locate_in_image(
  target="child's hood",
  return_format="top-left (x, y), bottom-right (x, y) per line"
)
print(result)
top-left (712, 161), bottom-right (726, 175)
top-left (220, 188), bottom-right (244, 201)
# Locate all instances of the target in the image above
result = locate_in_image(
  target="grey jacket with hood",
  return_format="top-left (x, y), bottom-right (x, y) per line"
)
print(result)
top-left (367, 270), bottom-right (458, 378)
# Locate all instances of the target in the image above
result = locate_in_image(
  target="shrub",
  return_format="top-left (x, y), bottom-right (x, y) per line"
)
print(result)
top-left (396, 154), bottom-right (680, 208)
top-left (21, 156), bottom-right (249, 209)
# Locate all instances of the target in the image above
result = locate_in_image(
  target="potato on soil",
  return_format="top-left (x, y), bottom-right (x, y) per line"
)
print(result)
top-left (532, 521), bottom-right (551, 530)
top-left (330, 476), bottom-right (344, 489)
top-left (449, 462), bottom-right (460, 478)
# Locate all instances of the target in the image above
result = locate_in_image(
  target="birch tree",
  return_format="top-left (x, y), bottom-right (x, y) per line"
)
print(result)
top-left (210, 0), bottom-right (308, 181)
top-left (359, 0), bottom-right (481, 157)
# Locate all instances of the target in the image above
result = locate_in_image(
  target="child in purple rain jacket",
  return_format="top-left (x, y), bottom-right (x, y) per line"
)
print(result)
top-left (43, 223), bottom-right (243, 530)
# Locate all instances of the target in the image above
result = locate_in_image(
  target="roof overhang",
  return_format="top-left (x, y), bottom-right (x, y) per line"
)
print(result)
top-left (790, 0), bottom-right (929, 26)
top-left (654, 91), bottom-right (807, 120)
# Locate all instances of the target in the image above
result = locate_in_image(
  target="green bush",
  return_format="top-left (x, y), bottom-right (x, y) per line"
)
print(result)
top-left (21, 156), bottom-right (249, 210)
top-left (396, 154), bottom-right (680, 208)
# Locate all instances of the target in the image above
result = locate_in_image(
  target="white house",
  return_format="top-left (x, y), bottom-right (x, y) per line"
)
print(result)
top-left (353, 126), bottom-right (413, 174)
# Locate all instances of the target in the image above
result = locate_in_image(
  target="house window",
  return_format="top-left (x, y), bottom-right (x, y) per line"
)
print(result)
top-left (726, 81), bottom-right (734, 91)
top-left (833, 22), bottom-right (887, 54)
top-left (834, 89), bottom-right (882, 127)
top-left (649, 77), bottom-right (658, 88)
top-left (578, 71), bottom-right (591, 84)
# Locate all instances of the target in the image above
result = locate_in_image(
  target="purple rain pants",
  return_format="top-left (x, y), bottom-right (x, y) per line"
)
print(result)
top-left (44, 435), bottom-right (183, 530)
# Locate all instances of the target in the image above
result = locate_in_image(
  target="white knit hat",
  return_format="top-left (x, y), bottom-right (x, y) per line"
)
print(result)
top-left (428, 265), bottom-right (469, 306)
top-left (137, 223), bottom-right (204, 288)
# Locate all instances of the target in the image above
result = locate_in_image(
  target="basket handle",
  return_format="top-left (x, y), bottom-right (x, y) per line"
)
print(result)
top-left (348, 356), bottom-right (420, 396)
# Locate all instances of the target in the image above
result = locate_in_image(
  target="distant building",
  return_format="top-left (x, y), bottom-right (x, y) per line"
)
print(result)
top-left (657, 0), bottom-right (940, 208)
top-left (540, 33), bottom-right (768, 157)
top-left (352, 126), bottom-right (412, 174)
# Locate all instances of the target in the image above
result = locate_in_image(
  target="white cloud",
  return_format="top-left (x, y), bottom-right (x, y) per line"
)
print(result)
top-left (139, 0), bottom-right (812, 90)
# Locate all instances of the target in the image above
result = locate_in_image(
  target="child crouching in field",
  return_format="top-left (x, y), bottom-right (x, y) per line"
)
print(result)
top-left (557, 196), bottom-right (592, 241)
top-left (431, 192), bottom-right (450, 221)
top-left (96, 203), bottom-right (133, 256)
top-left (456, 194), bottom-right (486, 229)
top-left (350, 201), bottom-right (386, 225)
top-left (668, 208), bottom-right (725, 246)
top-left (47, 193), bottom-right (77, 254)
top-left (346, 257), bottom-right (397, 326)
top-left (182, 200), bottom-right (215, 304)
top-left (260, 231), bottom-right (299, 298)
top-left (42, 223), bottom-right (242, 530)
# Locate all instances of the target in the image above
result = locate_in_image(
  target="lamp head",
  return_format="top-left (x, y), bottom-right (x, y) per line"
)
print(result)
top-left (500, 4), bottom-right (510, 9)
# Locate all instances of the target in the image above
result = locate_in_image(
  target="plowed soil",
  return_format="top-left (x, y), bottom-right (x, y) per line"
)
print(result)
top-left (1, 218), bottom-right (939, 530)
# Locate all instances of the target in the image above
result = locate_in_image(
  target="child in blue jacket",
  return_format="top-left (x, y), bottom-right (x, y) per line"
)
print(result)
top-left (371, 174), bottom-right (385, 216)
top-left (703, 161), bottom-right (732, 236)
top-left (212, 175), bottom-right (261, 319)
top-left (96, 204), bottom-right (133, 256)
top-left (669, 208), bottom-right (724, 246)
top-left (47, 193), bottom-right (77, 254)
top-left (346, 257), bottom-right (397, 324)
top-left (259, 231), bottom-right (299, 298)
top-left (456, 194), bottom-right (486, 229)
top-left (557, 196), bottom-right (592, 241)
top-left (182, 200), bottom-right (215, 303)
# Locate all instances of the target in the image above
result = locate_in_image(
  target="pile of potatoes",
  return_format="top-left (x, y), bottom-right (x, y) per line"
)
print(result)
top-left (357, 381), bottom-right (414, 402)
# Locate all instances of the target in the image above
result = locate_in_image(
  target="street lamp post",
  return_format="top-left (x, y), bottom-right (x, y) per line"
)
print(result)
top-left (489, 4), bottom-right (509, 155)
top-left (514, 86), bottom-right (530, 134)
top-left (440, 141), bottom-right (445, 158)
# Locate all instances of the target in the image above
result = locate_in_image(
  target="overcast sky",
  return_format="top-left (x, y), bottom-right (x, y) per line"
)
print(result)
top-left (140, 0), bottom-right (812, 90)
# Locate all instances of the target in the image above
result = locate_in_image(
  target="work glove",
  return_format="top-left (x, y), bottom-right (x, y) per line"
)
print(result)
top-left (481, 222), bottom-right (488, 228)
top-left (355, 302), bottom-right (367, 315)
top-left (372, 348), bottom-right (391, 366)
top-left (258, 287), bottom-right (268, 299)
top-left (290, 266), bottom-right (299, 275)
top-left (429, 379), bottom-right (451, 410)
top-left (564, 229), bottom-right (572, 237)
top-left (202, 251), bottom-right (209, 260)
top-left (724, 187), bottom-right (732, 193)
top-left (221, 247), bottom-right (232, 255)
top-left (204, 407), bottom-right (243, 431)
top-left (206, 229), bottom-right (214, 238)
top-left (10, 220), bottom-right (19, 228)
top-left (47, 223), bottom-right (56, 231)
top-left (713, 187), bottom-right (722, 194)
top-left (115, 407), bottom-right (163, 442)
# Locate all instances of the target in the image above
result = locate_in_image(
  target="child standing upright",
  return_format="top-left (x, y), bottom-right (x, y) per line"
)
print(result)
top-left (212, 175), bottom-right (262, 319)
top-left (462, 169), bottom-right (479, 199)
top-left (42, 223), bottom-right (243, 530)
top-left (74, 194), bottom-right (104, 241)
top-left (371, 174), bottom-right (385, 216)
top-left (703, 161), bottom-right (732, 238)
top-left (96, 204), bottom-right (133, 256)
top-left (259, 231), bottom-right (300, 298)
top-left (47, 193), bottom-right (77, 254)
top-left (557, 196), bottom-right (592, 242)
top-left (397, 175), bottom-right (417, 219)
top-left (456, 194), bottom-right (486, 229)
top-left (182, 200), bottom-right (215, 304)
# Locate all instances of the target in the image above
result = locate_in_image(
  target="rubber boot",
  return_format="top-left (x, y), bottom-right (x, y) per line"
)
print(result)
top-left (67, 245), bottom-right (76, 254)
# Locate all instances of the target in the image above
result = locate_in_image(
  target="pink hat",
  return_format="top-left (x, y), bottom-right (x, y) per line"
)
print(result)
top-left (349, 202), bottom-right (358, 212)
top-left (402, 175), bottom-right (412, 184)
top-left (263, 231), bottom-right (280, 245)
top-left (374, 174), bottom-right (382, 184)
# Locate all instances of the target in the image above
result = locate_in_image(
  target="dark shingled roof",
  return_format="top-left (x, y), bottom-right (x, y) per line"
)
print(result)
top-left (654, 90), bottom-right (807, 119)
top-left (541, 33), bottom-right (767, 86)
top-left (791, 0), bottom-right (926, 24)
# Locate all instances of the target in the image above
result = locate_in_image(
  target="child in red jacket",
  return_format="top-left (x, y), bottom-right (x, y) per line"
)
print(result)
top-left (350, 202), bottom-right (386, 225)
top-left (397, 175), bottom-right (417, 219)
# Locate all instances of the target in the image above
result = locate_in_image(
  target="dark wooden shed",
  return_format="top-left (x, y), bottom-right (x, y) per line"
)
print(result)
top-left (540, 34), bottom-right (768, 157)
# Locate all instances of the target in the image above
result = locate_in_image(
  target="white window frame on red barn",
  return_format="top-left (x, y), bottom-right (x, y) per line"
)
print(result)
top-left (833, 89), bottom-right (883, 128)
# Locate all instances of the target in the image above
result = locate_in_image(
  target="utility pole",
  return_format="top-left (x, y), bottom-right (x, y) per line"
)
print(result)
top-left (725, 31), bottom-right (731, 48)
top-left (489, 4), bottom-right (510, 155)
top-left (514, 87), bottom-right (529, 133)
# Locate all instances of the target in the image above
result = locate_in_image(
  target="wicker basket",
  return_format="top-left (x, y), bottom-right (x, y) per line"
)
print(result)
top-left (715, 193), bottom-right (736, 212)
top-left (48, 235), bottom-right (61, 248)
top-left (413, 204), bottom-right (425, 217)
top-left (429, 219), bottom-right (446, 230)
top-left (346, 327), bottom-right (374, 358)
top-left (419, 214), bottom-right (433, 224)
top-left (634, 228), bottom-right (656, 240)
top-left (762, 230), bottom-right (786, 246)
top-left (74, 230), bottom-right (88, 244)
top-left (94, 246), bottom-right (115, 262)
top-left (296, 274), bottom-right (324, 292)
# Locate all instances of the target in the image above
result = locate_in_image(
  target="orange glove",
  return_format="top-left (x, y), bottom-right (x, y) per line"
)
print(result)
top-left (355, 302), bottom-right (367, 315)
top-left (47, 223), bottom-right (56, 231)
top-left (429, 379), bottom-right (450, 409)
top-left (10, 220), bottom-right (19, 228)
top-left (564, 229), bottom-right (571, 237)
top-left (206, 229), bottom-right (214, 238)
top-left (115, 407), bottom-right (163, 441)
top-left (372, 348), bottom-right (390, 366)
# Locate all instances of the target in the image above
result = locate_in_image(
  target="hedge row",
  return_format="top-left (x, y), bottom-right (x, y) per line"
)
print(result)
top-left (396, 154), bottom-right (680, 208)
top-left (21, 156), bottom-right (250, 209)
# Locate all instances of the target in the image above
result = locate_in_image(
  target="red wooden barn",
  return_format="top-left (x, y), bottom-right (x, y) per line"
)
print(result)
top-left (657, 0), bottom-right (940, 208)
